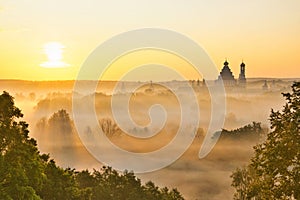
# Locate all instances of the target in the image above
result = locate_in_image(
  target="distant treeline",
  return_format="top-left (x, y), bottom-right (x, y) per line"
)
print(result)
top-left (218, 122), bottom-right (266, 141)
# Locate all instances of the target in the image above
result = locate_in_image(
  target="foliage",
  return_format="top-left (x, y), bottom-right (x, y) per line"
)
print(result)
top-left (231, 82), bottom-right (300, 199)
top-left (0, 91), bottom-right (44, 199)
top-left (48, 109), bottom-right (73, 134)
top-left (0, 91), bottom-right (184, 200)
top-left (75, 166), bottom-right (184, 200)
top-left (99, 118), bottom-right (121, 137)
top-left (220, 122), bottom-right (266, 141)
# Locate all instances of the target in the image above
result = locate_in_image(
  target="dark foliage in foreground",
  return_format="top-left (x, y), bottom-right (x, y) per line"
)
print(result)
top-left (231, 82), bottom-right (300, 199)
top-left (0, 91), bottom-right (184, 200)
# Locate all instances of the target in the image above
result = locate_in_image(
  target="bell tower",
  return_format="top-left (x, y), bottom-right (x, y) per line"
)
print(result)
top-left (238, 61), bottom-right (246, 87)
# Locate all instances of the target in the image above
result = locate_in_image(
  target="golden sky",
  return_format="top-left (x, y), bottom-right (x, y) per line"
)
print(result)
top-left (0, 0), bottom-right (299, 80)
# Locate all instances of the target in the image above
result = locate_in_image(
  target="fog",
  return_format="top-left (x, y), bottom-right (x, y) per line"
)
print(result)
top-left (0, 78), bottom-right (297, 199)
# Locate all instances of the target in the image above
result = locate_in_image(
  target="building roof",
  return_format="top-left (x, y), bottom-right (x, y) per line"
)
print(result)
top-left (219, 60), bottom-right (235, 81)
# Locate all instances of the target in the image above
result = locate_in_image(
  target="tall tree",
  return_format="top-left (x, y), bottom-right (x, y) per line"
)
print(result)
top-left (231, 82), bottom-right (300, 199)
top-left (0, 91), bottom-right (44, 199)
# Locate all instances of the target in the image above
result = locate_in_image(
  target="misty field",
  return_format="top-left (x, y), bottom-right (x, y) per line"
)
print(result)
top-left (0, 78), bottom-right (297, 199)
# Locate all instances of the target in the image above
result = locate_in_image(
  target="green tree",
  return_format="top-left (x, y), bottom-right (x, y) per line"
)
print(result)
top-left (75, 166), bottom-right (185, 200)
top-left (39, 159), bottom-right (83, 200)
top-left (0, 91), bottom-right (185, 200)
top-left (0, 92), bottom-right (84, 199)
top-left (0, 91), bottom-right (44, 199)
top-left (231, 82), bottom-right (300, 199)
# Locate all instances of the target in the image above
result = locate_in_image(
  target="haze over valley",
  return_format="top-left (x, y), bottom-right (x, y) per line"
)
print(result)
top-left (1, 78), bottom-right (297, 199)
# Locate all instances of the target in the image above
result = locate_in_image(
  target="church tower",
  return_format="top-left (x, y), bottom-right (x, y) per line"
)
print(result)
top-left (238, 61), bottom-right (246, 87)
top-left (217, 59), bottom-right (236, 86)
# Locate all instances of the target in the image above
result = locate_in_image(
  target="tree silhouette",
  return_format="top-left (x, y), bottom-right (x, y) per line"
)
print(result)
top-left (219, 122), bottom-right (265, 141)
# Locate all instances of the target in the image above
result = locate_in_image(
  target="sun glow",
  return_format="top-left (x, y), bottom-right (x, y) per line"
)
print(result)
top-left (40, 42), bottom-right (70, 68)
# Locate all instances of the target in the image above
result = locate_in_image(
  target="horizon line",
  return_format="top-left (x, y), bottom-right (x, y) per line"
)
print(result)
top-left (0, 77), bottom-right (300, 82)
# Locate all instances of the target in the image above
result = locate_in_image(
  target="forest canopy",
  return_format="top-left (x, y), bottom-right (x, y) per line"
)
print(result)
top-left (0, 91), bottom-right (184, 200)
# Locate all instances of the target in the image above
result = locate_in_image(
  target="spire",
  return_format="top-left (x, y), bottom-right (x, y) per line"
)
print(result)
top-left (239, 60), bottom-right (246, 87)
top-left (224, 58), bottom-right (229, 66)
top-left (240, 61), bottom-right (245, 67)
top-left (240, 60), bottom-right (245, 75)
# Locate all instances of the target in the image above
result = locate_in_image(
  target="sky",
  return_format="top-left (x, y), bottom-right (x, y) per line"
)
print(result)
top-left (0, 0), bottom-right (299, 81)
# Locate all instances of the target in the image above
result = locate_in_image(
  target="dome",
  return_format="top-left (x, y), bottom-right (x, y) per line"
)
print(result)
top-left (217, 60), bottom-right (236, 86)
top-left (224, 60), bottom-right (229, 66)
top-left (240, 62), bottom-right (245, 67)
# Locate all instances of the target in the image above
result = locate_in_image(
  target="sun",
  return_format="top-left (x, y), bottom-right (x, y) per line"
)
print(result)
top-left (40, 42), bottom-right (70, 68)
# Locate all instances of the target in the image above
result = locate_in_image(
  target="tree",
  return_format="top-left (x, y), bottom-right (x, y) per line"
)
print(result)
top-left (48, 109), bottom-right (73, 134)
top-left (99, 118), bottom-right (120, 137)
top-left (37, 109), bottom-right (81, 167)
top-left (231, 82), bottom-right (300, 199)
top-left (0, 91), bottom-right (185, 200)
top-left (76, 166), bottom-right (184, 200)
top-left (0, 91), bottom-right (44, 199)
top-left (219, 122), bottom-right (265, 141)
